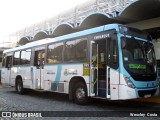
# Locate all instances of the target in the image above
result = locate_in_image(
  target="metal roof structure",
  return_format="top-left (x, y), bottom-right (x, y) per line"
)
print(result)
top-left (2, 0), bottom-right (160, 45)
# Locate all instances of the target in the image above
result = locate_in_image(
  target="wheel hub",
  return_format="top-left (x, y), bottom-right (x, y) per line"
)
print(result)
top-left (76, 88), bottom-right (85, 99)
top-left (17, 83), bottom-right (21, 92)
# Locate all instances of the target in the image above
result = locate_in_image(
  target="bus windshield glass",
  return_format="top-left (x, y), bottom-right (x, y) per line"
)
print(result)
top-left (119, 25), bottom-right (151, 40)
top-left (121, 37), bottom-right (157, 81)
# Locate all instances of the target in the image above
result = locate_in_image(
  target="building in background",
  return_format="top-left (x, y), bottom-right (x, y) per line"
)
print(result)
top-left (13, 0), bottom-right (160, 45)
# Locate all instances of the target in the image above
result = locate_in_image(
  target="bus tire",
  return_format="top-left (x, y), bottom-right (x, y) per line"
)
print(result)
top-left (16, 79), bottom-right (24, 94)
top-left (73, 82), bottom-right (88, 105)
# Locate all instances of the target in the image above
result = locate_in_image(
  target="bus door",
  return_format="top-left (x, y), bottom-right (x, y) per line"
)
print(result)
top-left (106, 38), bottom-right (119, 100)
top-left (90, 39), bottom-right (107, 98)
top-left (4, 56), bottom-right (12, 86)
top-left (90, 37), bottom-right (119, 99)
top-left (34, 50), bottom-right (45, 90)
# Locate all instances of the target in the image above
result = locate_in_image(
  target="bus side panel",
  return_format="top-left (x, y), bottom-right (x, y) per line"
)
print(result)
top-left (10, 67), bottom-right (17, 86)
top-left (43, 64), bottom-right (89, 94)
top-left (43, 65), bottom-right (57, 91)
top-left (1, 68), bottom-right (9, 85)
top-left (110, 68), bottom-right (119, 100)
top-left (32, 66), bottom-right (42, 89)
top-left (20, 66), bottom-right (33, 89)
top-left (10, 66), bottom-right (32, 87)
top-left (32, 66), bottom-right (36, 89)
top-left (61, 64), bottom-right (90, 94)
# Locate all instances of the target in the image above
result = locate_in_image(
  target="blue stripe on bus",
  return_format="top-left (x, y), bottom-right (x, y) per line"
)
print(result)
top-left (51, 64), bottom-right (62, 91)
top-left (55, 64), bottom-right (62, 82)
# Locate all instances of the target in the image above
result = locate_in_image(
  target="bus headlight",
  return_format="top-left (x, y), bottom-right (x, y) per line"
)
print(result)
top-left (124, 76), bottom-right (135, 89)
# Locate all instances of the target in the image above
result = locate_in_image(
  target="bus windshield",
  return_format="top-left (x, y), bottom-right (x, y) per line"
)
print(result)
top-left (121, 37), bottom-right (157, 81)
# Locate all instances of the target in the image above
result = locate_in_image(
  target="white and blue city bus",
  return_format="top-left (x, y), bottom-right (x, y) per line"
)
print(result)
top-left (1, 24), bottom-right (159, 105)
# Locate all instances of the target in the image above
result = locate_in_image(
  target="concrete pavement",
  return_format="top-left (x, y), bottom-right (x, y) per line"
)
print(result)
top-left (0, 83), bottom-right (160, 104)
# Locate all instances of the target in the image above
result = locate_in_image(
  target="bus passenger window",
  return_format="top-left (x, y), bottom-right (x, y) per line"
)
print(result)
top-left (47, 43), bottom-right (63, 63)
top-left (20, 49), bottom-right (31, 65)
top-left (6, 56), bottom-right (12, 68)
top-left (13, 51), bottom-right (20, 65)
top-left (64, 38), bottom-right (87, 62)
top-left (25, 49), bottom-right (31, 64)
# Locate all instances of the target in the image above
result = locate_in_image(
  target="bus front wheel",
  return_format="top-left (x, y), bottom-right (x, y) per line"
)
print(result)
top-left (73, 82), bottom-right (88, 105)
top-left (16, 79), bottom-right (24, 94)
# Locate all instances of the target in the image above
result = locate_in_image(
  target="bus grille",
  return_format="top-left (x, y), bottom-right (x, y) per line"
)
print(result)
top-left (138, 89), bottom-right (156, 97)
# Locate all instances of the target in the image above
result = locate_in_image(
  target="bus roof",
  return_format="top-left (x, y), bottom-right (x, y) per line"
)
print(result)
top-left (3, 24), bottom-right (119, 54)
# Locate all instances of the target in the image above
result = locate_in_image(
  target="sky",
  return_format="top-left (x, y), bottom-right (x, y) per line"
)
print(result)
top-left (0, 0), bottom-right (87, 45)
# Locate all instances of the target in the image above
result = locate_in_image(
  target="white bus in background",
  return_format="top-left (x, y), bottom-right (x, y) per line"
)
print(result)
top-left (1, 24), bottom-right (159, 105)
top-left (154, 41), bottom-right (160, 77)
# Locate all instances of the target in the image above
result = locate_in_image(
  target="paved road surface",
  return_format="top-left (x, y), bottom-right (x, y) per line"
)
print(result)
top-left (0, 86), bottom-right (160, 120)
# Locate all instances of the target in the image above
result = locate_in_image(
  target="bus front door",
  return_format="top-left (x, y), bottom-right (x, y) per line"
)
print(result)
top-left (34, 50), bottom-right (45, 90)
top-left (90, 37), bottom-right (119, 99)
top-left (90, 39), bottom-right (107, 98)
top-left (106, 38), bottom-right (119, 100)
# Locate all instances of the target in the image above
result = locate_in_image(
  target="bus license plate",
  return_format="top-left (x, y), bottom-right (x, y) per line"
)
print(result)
top-left (144, 94), bottom-right (151, 98)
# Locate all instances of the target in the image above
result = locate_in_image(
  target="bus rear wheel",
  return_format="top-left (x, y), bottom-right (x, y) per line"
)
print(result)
top-left (16, 79), bottom-right (24, 94)
top-left (73, 82), bottom-right (88, 105)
